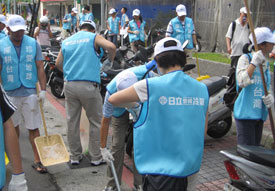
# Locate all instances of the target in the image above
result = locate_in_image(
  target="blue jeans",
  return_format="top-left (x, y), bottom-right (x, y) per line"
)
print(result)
top-left (235, 119), bottom-right (263, 146)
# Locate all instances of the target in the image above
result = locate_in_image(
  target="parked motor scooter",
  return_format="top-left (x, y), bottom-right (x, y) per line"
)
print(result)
top-left (200, 76), bottom-right (232, 139)
top-left (220, 145), bottom-right (275, 191)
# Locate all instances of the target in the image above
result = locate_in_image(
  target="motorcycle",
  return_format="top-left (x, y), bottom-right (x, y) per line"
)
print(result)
top-left (200, 76), bottom-right (232, 138)
top-left (220, 145), bottom-right (275, 191)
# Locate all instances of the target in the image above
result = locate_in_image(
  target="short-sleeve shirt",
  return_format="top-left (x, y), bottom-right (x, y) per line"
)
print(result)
top-left (225, 19), bottom-right (250, 57)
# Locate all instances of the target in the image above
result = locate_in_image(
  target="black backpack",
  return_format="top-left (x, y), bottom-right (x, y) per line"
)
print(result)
top-left (223, 53), bottom-right (252, 110)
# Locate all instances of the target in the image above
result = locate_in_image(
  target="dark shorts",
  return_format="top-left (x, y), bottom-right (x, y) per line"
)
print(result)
top-left (230, 55), bottom-right (241, 68)
top-left (142, 174), bottom-right (188, 191)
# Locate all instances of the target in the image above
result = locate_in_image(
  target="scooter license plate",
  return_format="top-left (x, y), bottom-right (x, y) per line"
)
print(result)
top-left (224, 183), bottom-right (242, 191)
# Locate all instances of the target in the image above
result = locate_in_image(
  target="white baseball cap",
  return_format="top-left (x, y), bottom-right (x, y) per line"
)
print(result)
top-left (109, 8), bottom-right (116, 14)
top-left (154, 37), bottom-right (183, 57)
top-left (240, 7), bottom-right (252, 14)
top-left (0, 15), bottom-right (7, 25)
top-left (40, 16), bottom-right (49, 23)
top-left (7, 15), bottom-right (26, 32)
top-left (132, 9), bottom-right (140, 16)
top-left (176, 4), bottom-right (187, 16)
top-left (72, 7), bottom-right (78, 14)
top-left (81, 20), bottom-right (96, 30)
top-left (116, 70), bottom-right (138, 91)
top-left (249, 27), bottom-right (275, 46)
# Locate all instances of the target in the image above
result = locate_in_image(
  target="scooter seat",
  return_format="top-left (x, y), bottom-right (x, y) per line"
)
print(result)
top-left (237, 145), bottom-right (275, 168)
top-left (200, 76), bottom-right (227, 96)
top-left (104, 69), bottom-right (124, 78)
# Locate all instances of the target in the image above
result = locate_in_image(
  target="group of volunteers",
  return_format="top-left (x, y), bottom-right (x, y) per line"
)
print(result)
top-left (0, 2), bottom-right (274, 191)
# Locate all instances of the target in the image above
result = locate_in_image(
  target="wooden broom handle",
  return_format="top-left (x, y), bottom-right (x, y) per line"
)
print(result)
top-left (243, 0), bottom-right (275, 142)
top-left (36, 83), bottom-right (48, 137)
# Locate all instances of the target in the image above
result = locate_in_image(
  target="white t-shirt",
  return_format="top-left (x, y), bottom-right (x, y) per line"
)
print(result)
top-left (225, 19), bottom-right (250, 57)
top-left (133, 79), bottom-right (148, 102)
top-left (35, 27), bottom-right (51, 46)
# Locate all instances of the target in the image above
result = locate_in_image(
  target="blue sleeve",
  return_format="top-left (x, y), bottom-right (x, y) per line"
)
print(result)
top-left (36, 42), bottom-right (43, 61)
top-left (102, 92), bottom-right (114, 118)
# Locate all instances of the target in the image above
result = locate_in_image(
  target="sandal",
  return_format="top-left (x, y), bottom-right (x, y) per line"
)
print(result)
top-left (32, 162), bottom-right (48, 174)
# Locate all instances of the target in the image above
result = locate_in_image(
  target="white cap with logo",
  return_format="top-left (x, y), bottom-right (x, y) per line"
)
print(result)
top-left (116, 70), bottom-right (138, 91)
top-left (249, 27), bottom-right (275, 46)
top-left (154, 37), bottom-right (183, 57)
top-left (176, 4), bottom-right (187, 16)
top-left (0, 15), bottom-right (7, 25)
top-left (7, 15), bottom-right (26, 32)
top-left (109, 8), bottom-right (116, 14)
top-left (132, 9), bottom-right (140, 16)
top-left (81, 20), bottom-right (96, 30)
top-left (72, 7), bottom-right (78, 14)
top-left (240, 7), bottom-right (252, 14)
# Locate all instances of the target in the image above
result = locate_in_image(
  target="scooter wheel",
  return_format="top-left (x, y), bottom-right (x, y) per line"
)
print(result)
top-left (50, 82), bottom-right (65, 99)
top-left (207, 116), bottom-right (232, 139)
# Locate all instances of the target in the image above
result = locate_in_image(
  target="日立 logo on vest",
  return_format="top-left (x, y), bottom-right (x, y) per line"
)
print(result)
top-left (159, 96), bottom-right (168, 105)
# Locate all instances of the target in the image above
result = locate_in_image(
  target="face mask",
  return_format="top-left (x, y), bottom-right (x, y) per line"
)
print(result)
top-left (242, 16), bottom-right (247, 22)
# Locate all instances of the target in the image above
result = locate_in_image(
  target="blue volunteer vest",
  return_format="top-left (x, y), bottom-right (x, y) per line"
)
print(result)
top-left (62, 31), bottom-right (101, 83)
top-left (63, 14), bottom-right (72, 30)
top-left (85, 13), bottom-right (94, 21)
top-left (134, 71), bottom-right (209, 177)
top-left (128, 20), bottom-right (146, 43)
top-left (0, 35), bottom-right (37, 91)
top-left (120, 14), bottom-right (128, 27)
top-left (234, 54), bottom-right (271, 121)
top-left (72, 16), bottom-right (77, 27)
top-left (0, 31), bottom-right (6, 40)
top-left (0, 110), bottom-right (5, 189)
top-left (171, 17), bottom-right (194, 49)
top-left (108, 17), bottom-right (120, 34)
top-left (78, 13), bottom-right (85, 25)
top-left (106, 64), bottom-right (152, 117)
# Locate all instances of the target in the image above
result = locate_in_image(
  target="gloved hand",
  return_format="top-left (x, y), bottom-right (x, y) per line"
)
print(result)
top-left (37, 90), bottom-right (46, 106)
top-left (67, 18), bottom-right (72, 22)
top-left (9, 173), bottom-right (28, 191)
top-left (126, 103), bottom-right (141, 122)
top-left (100, 147), bottom-right (114, 164)
top-left (195, 44), bottom-right (200, 52)
top-left (262, 93), bottom-right (274, 108)
top-left (133, 30), bottom-right (140, 35)
top-left (251, 50), bottom-right (266, 67)
top-left (117, 34), bottom-right (120, 41)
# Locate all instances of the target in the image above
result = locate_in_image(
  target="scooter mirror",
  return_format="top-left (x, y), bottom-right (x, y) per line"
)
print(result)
top-left (182, 40), bottom-right (189, 50)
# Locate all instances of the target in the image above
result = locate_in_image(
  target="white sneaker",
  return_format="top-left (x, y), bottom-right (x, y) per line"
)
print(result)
top-left (70, 159), bottom-right (80, 165)
top-left (91, 158), bottom-right (106, 166)
top-left (102, 186), bottom-right (117, 191)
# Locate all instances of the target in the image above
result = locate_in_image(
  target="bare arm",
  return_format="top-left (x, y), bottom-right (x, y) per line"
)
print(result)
top-left (192, 34), bottom-right (197, 46)
top-left (226, 37), bottom-right (232, 55)
top-left (48, 24), bottom-right (53, 38)
top-left (4, 118), bottom-right (24, 174)
top-left (95, 35), bottom-right (116, 61)
top-left (36, 60), bottom-right (46, 90)
top-left (108, 86), bottom-right (140, 106)
top-left (34, 26), bottom-right (40, 39)
top-left (55, 50), bottom-right (64, 72)
top-left (100, 117), bottom-right (111, 148)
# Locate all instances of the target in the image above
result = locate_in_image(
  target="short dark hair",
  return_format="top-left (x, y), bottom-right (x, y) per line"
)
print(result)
top-left (122, 7), bottom-right (127, 12)
top-left (155, 40), bottom-right (186, 69)
top-left (80, 23), bottom-right (95, 31)
top-left (84, 5), bottom-right (90, 11)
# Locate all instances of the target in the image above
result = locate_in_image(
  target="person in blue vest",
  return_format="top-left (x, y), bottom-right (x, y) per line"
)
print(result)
top-left (0, 15), bottom-right (7, 40)
top-left (84, 5), bottom-right (94, 22)
top-left (0, 85), bottom-right (28, 191)
top-left (0, 15), bottom-right (47, 174)
top-left (78, 8), bottom-right (85, 28)
top-left (100, 60), bottom-right (157, 191)
top-left (61, 8), bottom-right (78, 40)
top-left (107, 8), bottom-right (120, 47)
top-left (127, 9), bottom-right (146, 53)
top-left (234, 27), bottom-right (275, 146)
top-left (55, 20), bottom-right (116, 166)
top-left (166, 4), bottom-right (199, 53)
top-left (108, 37), bottom-right (209, 190)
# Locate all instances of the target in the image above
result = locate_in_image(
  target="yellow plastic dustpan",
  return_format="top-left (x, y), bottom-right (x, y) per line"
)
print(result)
top-left (34, 84), bottom-right (69, 166)
top-left (5, 152), bottom-right (9, 165)
top-left (195, 52), bottom-right (210, 81)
